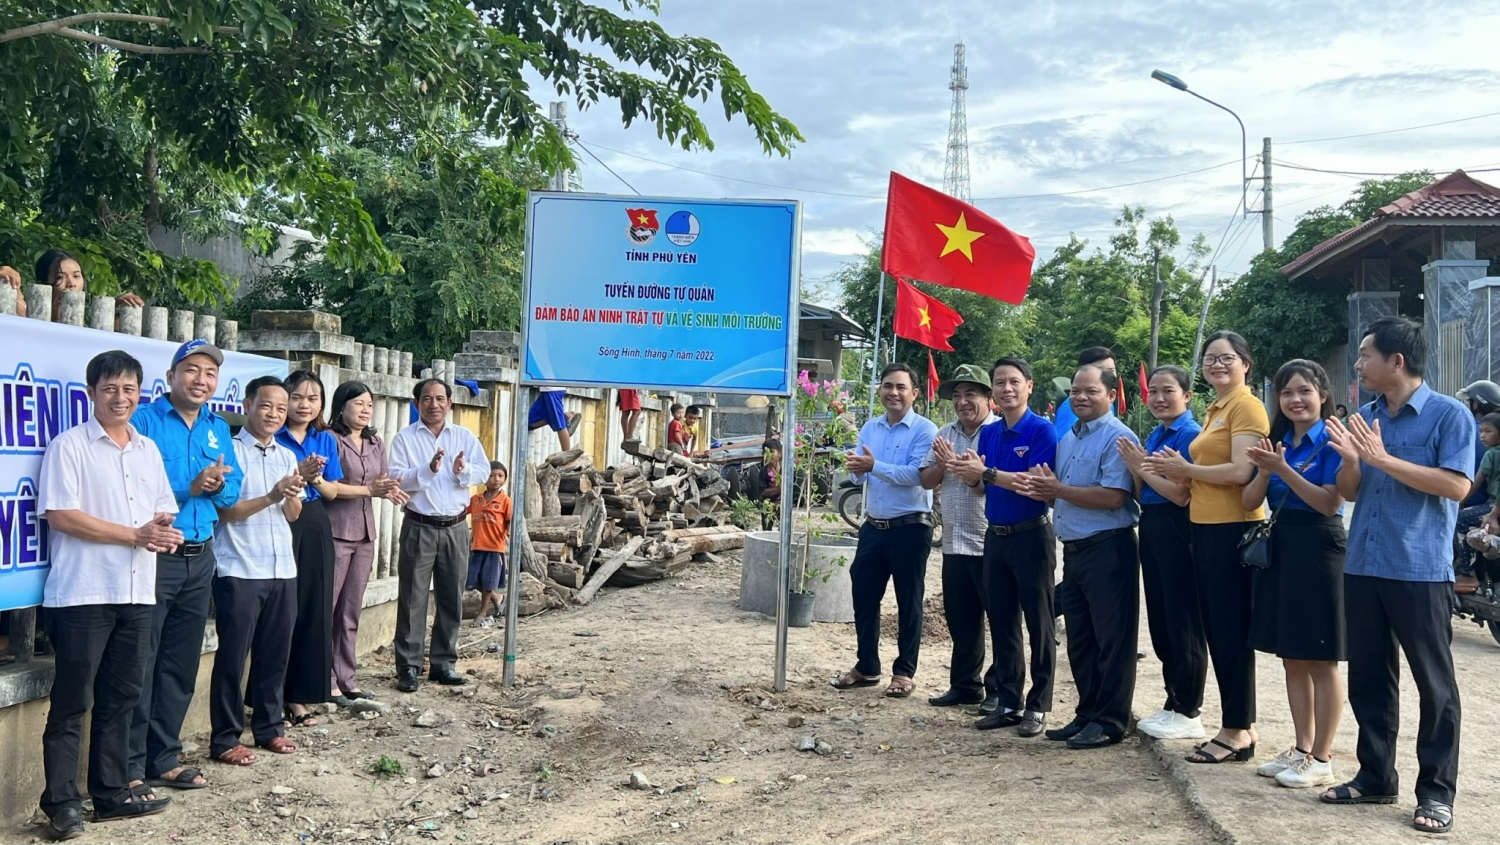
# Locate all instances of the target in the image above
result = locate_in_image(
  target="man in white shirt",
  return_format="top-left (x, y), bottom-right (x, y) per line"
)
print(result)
top-left (38, 350), bottom-right (181, 838)
top-left (390, 378), bottom-right (492, 692)
top-left (209, 376), bottom-right (306, 766)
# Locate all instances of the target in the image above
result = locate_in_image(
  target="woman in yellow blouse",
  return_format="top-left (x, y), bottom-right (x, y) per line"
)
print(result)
top-left (1144, 331), bottom-right (1268, 764)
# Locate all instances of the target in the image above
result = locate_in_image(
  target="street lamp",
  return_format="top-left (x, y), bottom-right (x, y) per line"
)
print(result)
top-left (1151, 69), bottom-right (1248, 217)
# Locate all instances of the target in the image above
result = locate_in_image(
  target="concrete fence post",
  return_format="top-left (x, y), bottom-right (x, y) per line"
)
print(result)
top-left (88, 296), bottom-right (116, 332)
top-left (144, 306), bottom-right (169, 339)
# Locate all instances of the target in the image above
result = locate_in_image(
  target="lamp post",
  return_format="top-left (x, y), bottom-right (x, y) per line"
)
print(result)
top-left (1152, 70), bottom-right (1250, 218)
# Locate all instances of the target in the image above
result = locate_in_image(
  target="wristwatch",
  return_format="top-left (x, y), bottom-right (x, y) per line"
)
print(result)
top-left (982, 468), bottom-right (997, 486)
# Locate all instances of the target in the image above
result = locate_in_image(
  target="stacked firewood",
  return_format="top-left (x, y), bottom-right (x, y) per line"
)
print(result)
top-left (509, 445), bottom-right (747, 614)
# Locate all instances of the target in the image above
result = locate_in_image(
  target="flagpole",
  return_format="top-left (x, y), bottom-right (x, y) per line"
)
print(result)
top-left (869, 273), bottom-right (887, 418)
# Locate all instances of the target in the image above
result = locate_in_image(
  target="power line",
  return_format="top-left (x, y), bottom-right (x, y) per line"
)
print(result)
top-left (579, 138), bottom-right (1245, 202)
top-left (1277, 159), bottom-right (1500, 179)
top-left (1281, 110), bottom-right (1500, 146)
top-left (573, 140), bottom-right (641, 195)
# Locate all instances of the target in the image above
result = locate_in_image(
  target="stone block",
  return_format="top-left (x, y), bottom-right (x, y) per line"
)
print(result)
top-left (88, 296), bottom-right (115, 331)
top-left (237, 329), bottom-right (357, 359)
top-left (250, 310), bottom-right (342, 334)
top-left (465, 330), bottom-right (520, 353)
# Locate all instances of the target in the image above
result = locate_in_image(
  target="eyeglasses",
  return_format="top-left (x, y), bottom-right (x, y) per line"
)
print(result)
top-left (1201, 354), bottom-right (1241, 367)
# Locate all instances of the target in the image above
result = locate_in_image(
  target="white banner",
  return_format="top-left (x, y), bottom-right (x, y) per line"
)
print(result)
top-left (0, 314), bottom-right (287, 611)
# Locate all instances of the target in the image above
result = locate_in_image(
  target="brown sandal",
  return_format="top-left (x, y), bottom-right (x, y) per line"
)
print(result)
top-left (216, 745), bottom-right (257, 766)
top-left (829, 669), bottom-right (880, 690)
top-left (885, 676), bottom-right (916, 698)
top-left (259, 736), bottom-right (297, 754)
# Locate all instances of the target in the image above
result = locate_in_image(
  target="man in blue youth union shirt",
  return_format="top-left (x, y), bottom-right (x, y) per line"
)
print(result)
top-left (1017, 365), bottom-right (1141, 750)
top-left (1325, 317), bottom-right (1472, 832)
top-left (128, 339), bottom-right (242, 791)
top-left (829, 363), bottom-right (937, 699)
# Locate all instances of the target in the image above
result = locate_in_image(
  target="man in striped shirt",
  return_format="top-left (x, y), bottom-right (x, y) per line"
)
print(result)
top-left (920, 365), bottom-right (1001, 713)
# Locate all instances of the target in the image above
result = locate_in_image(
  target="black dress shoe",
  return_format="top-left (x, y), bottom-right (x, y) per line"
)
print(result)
top-left (964, 694), bottom-right (1001, 716)
top-left (975, 708), bottom-right (1023, 730)
top-left (1044, 715), bottom-right (1089, 741)
top-left (46, 807), bottom-right (85, 841)
top-left (93, 794), bottom-right (171, 822)
top-left (396, 667), bottom-right (420, 693)
top-left (429, 667), bottom-right (468, 686)
top-left (928, 688), bottom-right (985, 707)
top-left (328, 694), bottom-right (353, 709)
top-left (1018, 710), bottom-right (1047, 738)
top-left (1066, 722), bottom-right (1122, 749)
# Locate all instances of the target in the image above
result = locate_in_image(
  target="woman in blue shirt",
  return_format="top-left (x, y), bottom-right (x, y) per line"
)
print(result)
top-left (1241, 359), bottom-right (1346, 790)
top-left (1119, 365), bottom-right (1207, 741)
top-left (276, 370), bottom-right (346, 727)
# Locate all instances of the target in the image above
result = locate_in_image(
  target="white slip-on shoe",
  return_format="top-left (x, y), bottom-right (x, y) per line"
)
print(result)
top-left (1276, 755), bottom-right (1336, 788)
top-left (1136, 709), bottom-right (1171, 730)
top-left (1257, 747), bottom-right (1306, 778)
top-left (1138, 711), bottom-right (1206, 740)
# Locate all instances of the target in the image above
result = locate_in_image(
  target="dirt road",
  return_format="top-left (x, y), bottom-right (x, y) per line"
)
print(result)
top-left (25, 548), bottom-right (1218, 844)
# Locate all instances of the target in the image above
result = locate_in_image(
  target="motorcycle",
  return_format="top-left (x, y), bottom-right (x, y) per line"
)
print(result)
top-left (835, 478), bottom-right (944, 548)
top-left (1453, 527), bottom-right (1500, 645)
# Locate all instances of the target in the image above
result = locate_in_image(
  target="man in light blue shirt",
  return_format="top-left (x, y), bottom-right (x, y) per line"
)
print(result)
top-left (1017, 365), bottom-right (1140, 750)
top-left (829, 362), bottom-right (937, 699)
top-left (1325, 317), bottom-right (1471, 831)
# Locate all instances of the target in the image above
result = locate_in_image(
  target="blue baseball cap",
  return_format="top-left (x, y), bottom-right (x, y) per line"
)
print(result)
top-left (172, 338), bottom-right (224, 367)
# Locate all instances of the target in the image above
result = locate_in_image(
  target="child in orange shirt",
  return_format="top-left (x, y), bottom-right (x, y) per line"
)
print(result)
top-left (467, 462), bottom-right (512, 626)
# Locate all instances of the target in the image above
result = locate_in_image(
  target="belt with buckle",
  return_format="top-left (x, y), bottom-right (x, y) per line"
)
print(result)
top-left (864, 513), bottom-right (933, 530)
top-left (988, 515), bottom-right (1049, 536)
top-left (404, 509), bottom-right (467, 529)
top-left (1061, 526), bottom-right (1133, 554)
top-left (167, 541), bottom-right (207, 558)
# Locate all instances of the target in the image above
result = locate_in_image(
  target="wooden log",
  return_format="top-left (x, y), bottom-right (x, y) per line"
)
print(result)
top-left (696, 477), bottom-right (730, 501)
top-left (547, 561), bottom-right (586, 589)
top-left (575, 535), bottom-right (646, 604)
top-left (527, 524), bottom-right (584, 545)
top-left (543, 580), bottom-right (579, 604)
top-left (558, 492), bottom-right (579, 511)
top-left (558, 472), bottom-right (594, 494)
top-left (524, 468), bottom-right (541, 520)
top-left (616, 476), bottom-right (651, 496)
top-left (610, 465), bottom-right (643, 483)
top-left (575, 489), bottom-right (607, 572)
top-left (532, 541), bottom-right (572, 560)
top-left (539, 463), bottom-right (562, 517)
top-left (515, 535), bottom-right (549, 582)
top-left (545, 448), bottom-right (586, 467)
top-left (527, 514), bottom-right (582, 528)
top-left (662, 525), bottom-right (746, 538)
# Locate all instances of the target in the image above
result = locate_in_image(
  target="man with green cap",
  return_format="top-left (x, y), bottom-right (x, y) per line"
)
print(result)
top-left (920, 364), bottom-right (1002, 712)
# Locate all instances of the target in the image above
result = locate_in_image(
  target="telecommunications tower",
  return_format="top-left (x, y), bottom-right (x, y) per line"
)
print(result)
top-left (943, 41), bottom-right (971, 202)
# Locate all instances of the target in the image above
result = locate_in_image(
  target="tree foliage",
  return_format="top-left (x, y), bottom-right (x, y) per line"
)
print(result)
top-left (0, 0), bottom-right (802, 304)
top-left (1211, 172), bottom-right (1434, 375)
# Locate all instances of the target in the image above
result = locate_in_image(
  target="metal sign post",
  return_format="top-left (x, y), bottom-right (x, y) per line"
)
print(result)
top-left (502, 383), bottom-right (531, 687)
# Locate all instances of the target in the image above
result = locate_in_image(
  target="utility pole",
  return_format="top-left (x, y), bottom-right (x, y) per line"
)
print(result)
top-left (1261, 136), bottom-right (1273, 251)
top-left (1149, 248), bottom-right (1164, 370)
top-left (1190, 265), bottom-right (1218, 372)
top-left (548, 101), bottom-right (573, 192)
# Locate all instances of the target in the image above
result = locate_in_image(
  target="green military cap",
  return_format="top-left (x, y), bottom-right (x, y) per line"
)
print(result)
top-left (937, 363), bottom-right (992, 399)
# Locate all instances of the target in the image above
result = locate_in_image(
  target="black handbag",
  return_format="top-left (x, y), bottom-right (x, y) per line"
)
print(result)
top-left (1238, 440), bottom-right (1330, 570)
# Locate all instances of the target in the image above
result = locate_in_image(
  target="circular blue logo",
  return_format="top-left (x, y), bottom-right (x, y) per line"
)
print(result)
top-left (665, 211), bottom-right (700, 247)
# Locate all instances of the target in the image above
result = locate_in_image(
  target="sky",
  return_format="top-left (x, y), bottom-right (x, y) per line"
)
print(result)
top-left (559, 0), bottom-right (1500, 308)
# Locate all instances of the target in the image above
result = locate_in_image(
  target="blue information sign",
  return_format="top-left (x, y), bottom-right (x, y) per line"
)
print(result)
top-left (520, 192), bottom-right (800, 396)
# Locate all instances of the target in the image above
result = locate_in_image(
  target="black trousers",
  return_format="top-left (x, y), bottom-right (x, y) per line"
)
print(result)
top-left (1345, 574), bottom-right (1461, 805)
top-left (211, 576), bottom-right (297, 756)
top-left (1192, 522), bottom-right (1257, 728)
top-left (41, 603), bottom-right (152, 817)
top-left (983, 522), bottom-right (1057, 713)
top-left (851, 520), bottom-right (932, 679)
top-left (129, 545), bottom-right (215, 781)
top-left (941, 553), bottom-right (999, 699)
top-left (285, 498), bottom-right (334, 704)
top-left (1058, 529), bottom-right (1139, 736)
top-left (1139, 504), bottom-right (1206, 717)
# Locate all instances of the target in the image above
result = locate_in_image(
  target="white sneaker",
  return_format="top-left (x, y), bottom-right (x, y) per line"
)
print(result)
top-left (1275, 755), bottom-right (1336, 788)
top-left (1137, 711), bottom-right (1206, 740)
top-left (1137, 709), bottom-right (1171, 730)
top-left (1257, 747), bottom-right (1306, 778)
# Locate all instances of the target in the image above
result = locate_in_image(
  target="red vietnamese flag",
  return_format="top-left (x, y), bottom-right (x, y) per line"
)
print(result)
top-left (881, 172), bottom-right (1036, 304)
top-left (927, 351), bottom-right (939, 404)
top-left (1138, 362), bottom-right (1149, 406)
top-left (893, 278), bottom-right (962, 352)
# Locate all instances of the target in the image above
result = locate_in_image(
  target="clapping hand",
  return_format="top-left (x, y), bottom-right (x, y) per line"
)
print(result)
top-left (1327, 414), bottom-right (1387, 467)
top-left (429, 448), bottom-right (445, 474)
top-left (1245, 438), bottom-right (1292, 475)
top-left (453, 451), bottom-right (467, 476)
top-left (1141, 447), bottom-right (1190, 482)
top-left (272, 470), bottom-right (306, 501)
top-left (370, 475), bottom-right (410, 505)
top-left (931, 437), bottom-right (958, 469)
top-left (297, 454), bottom-right (326, 483)
top-left (1013, 464), bottom-right (1060, 501)
top-left (949, 449), bottom-right (986, 485)
top-left (191, 454), bottom-right (234, 496)
top-left (844, 445), bottom-right (876, 475)
top-left (136, 513), bottom-right (184, 553)
top-left (1117, 439), bottom-right (1147, 474)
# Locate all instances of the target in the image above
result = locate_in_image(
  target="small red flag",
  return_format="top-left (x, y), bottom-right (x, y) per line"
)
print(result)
top-left (1117, 381), bottom-right (1127, 414)
top-left (927, 350), bottom-right (939, 403)
top-left (893, 278), bottom-right (963, 351)
top-left (882, 172), bottom-right (1036, 304)
top-left (1138, 362), bottom-right (1149, 408)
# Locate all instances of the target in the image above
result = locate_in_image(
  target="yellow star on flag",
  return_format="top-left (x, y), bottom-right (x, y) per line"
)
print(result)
top-left (935, 212), bottom-right (986, 262)
top-left (636, 213), bottom-right (650, 225)
top-left (918, 307), bottom-right (932, 328)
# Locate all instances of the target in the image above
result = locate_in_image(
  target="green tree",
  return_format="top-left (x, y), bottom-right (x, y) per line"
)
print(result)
top-left (1211, 172), bottom-right (1434, 375)
top-left (0, 1), bottom-right (802, 304)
